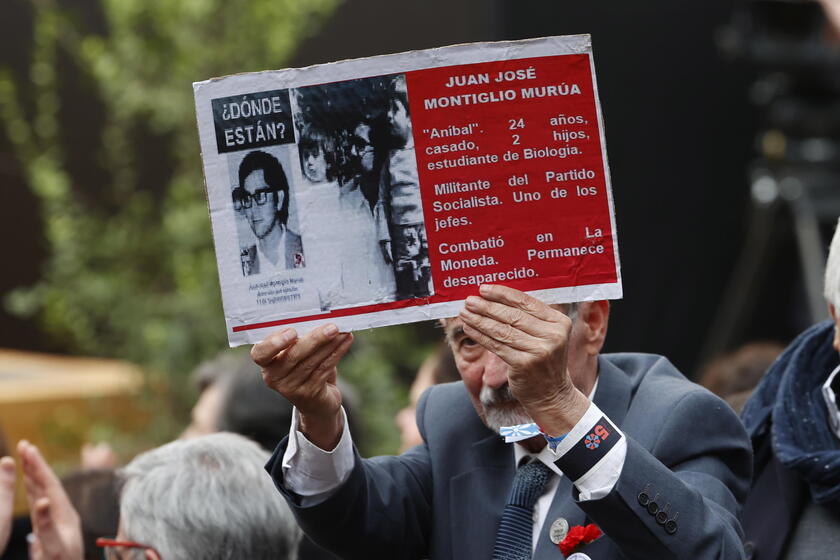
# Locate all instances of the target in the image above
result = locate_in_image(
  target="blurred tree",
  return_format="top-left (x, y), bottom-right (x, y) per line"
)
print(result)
top-left (0, 0), bottom-right (342, 441)
top-left (341, 321), bottom-right (442, 456)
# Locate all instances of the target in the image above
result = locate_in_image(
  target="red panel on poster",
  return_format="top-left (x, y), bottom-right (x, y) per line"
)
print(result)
top-left (406, 54), bottom-right (616, 300)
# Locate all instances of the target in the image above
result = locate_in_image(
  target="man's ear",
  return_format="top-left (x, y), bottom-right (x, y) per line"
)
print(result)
top-left (829, 303), bottom-right (840, 352)
top-left (578, 300), bottom-right (609, 356)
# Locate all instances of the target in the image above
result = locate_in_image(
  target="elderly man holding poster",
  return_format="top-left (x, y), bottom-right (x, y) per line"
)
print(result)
top-left (254, 284), bottom-right (752, 560)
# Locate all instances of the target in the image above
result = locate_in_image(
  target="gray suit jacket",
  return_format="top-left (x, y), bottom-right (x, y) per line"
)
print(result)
top-left (267, 353), bottom-right (752, 559)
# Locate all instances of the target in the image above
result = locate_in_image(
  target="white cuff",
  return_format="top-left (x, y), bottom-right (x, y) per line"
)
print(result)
top-left (548, 402), bottom-right (627, 501)
top-left (281, 406), bottom-right (355, 503)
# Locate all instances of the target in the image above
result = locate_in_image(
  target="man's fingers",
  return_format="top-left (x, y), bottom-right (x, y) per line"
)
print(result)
top-left (251, 328), bottom-right (298, 367)
top-left (32, 497), bottom-right (54, 533)
top-left (21, 470), bottom-right (42, 507)
top-left (285, 333), bottom-right (351, 387)
top-left (29, 535), bottom-right (43, 560)
top-left (277, 324), bottom-right (344, 371)
top-left (31, 497), bottom-right (64, 559)
top-left (18, 441), bottom-right (78, 525)
top-left (0, 456), bottom-right (15, 490)
top-left (460, 323), bottom-right (518, 365)
top-left (477, 284), bottom-right (558, 322)
top-left (0, 456), bottom-right (15, 507)
top-left (312, 333), bottom-right (354, 384)
top-left (464, 295), bottom-right (554, 339)
top-left (18, 441), bottom-right (61, 493)
top-left (18, 442), bottom-right (46, 504)
top-left (459, 308), bottom-right (540, 353)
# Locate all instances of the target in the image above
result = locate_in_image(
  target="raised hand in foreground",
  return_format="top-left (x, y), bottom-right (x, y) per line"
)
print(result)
top-left (18, 440), bottom-right (83, 560)
top-left (252, 324), bottom-right (354, 450)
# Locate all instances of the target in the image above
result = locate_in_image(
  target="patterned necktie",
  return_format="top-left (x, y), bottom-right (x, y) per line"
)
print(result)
top-left (492, 460), bottom-right (553, 560)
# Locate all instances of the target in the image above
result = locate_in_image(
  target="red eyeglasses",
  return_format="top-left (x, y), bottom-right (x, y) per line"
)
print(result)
top-left (95, 537), bottom-right (161, 559)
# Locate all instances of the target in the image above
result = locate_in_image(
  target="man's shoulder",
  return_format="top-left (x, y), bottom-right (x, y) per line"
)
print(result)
top-left (417, 381), bottom-right (490, 439)
top-left (602, 352), bottom-right (748, 464)
top-left (421, 381), bottom-right (473, 417)
top-left (602, 352), bottom-right (718, 407)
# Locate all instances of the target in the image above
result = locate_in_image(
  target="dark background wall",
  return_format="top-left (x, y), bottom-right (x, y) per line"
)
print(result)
top-left (1, 0), bottom-right (48, 352)
top-left (501, 1), bottom-right (762, 373)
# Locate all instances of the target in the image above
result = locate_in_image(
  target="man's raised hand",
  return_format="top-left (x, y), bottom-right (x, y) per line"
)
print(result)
top-left (458, 284), bottom-right (589, 434)
top-left (252, 324), bottom-right (354, 450)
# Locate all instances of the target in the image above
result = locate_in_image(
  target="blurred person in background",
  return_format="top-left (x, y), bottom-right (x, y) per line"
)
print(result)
top-left (60, 470), bottom-right (120, 560)
top-left (698, 342), bottom-right (785, 413)
top-left (741, 217), bottom-right (840, 559)
top-left (185, 350), bottom-right (299, 448)
top-left (395, 342), bottom-right (459, 452)
top-left (15, 434), bottom-right (302, 560)
top-left (78, 351), bottom-right (346, 560)
top-left (183, 350), bottom-right (361, 452)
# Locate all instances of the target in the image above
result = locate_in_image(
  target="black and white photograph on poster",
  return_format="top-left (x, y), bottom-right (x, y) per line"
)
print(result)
top-left (292, 73), bottom-right (433, 309)
top-left (228, 145), bottom-right (305, 277)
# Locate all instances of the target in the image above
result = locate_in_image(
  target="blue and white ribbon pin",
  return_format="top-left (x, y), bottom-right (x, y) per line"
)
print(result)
top-left (499, 422), bottom-right (540, 443)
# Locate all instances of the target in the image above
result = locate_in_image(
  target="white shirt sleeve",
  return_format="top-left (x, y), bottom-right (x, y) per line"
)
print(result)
top-left (281, 406), bottom-right (355, 506)
top-left (547, 401), bottom-right (627, 501)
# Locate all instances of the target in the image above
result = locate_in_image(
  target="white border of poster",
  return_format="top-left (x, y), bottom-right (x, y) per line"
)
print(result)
top-left (194, 34), bottom-right (621, 346)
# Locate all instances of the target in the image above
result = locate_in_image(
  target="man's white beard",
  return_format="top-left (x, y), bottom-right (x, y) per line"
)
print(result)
top-left (479, 384), bottom-right (533, 432)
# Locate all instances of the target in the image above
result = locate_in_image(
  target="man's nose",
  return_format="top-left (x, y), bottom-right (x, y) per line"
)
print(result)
top-left (482, 353), bottom-right (509, 389)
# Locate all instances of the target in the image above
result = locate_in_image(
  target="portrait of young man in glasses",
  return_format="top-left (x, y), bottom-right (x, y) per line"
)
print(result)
top-left (232, 149), bottom-right (305, 276)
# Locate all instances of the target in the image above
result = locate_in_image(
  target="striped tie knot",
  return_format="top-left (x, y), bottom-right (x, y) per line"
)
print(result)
top-left (492, 460), bottom-right (553, 560)
top-left (508, 460), bottom-right (552, 507)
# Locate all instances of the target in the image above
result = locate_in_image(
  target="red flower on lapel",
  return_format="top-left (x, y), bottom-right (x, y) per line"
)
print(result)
top-left (558, 523), bottom-right (602, 556)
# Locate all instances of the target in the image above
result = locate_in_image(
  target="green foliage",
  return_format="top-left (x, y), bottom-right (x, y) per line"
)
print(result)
top-left (341, 323), bottom-right (441, 456)
top-left (0, 0), bottom-right (342, 444)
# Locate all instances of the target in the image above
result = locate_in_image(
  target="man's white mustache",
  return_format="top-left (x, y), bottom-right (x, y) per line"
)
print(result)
top-left (480, 384), bottom-right (517, 406)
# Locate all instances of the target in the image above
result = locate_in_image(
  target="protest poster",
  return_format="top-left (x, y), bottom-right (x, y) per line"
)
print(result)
top-left (193, 34), bottom-right (622, 346)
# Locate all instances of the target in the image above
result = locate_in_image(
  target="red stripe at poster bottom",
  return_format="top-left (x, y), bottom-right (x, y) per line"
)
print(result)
top-left (231, 295), bottom-right (440, 333)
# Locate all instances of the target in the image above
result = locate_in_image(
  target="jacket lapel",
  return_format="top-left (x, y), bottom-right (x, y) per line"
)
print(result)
top-left (593, 355), bottom-right (632, 428)
top-left (533, 475), bottom-right (587, 559)
top-left (533, 357), bottom-right (633, 559)
top-left (450, 433), bottom-right (514, 560)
